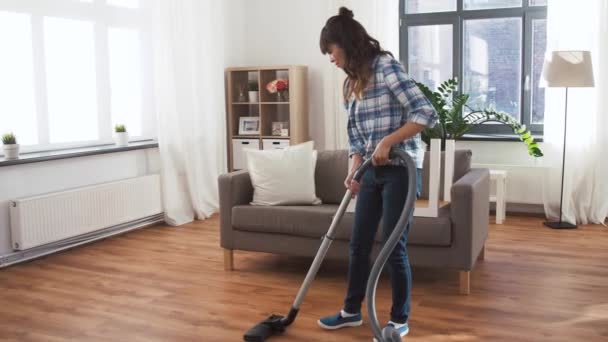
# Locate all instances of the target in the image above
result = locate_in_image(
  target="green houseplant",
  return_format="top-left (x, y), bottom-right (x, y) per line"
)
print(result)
top-left (113, 124), bottom-right (128, 147)
top-left (248, 80), bottom-right (259, 103)
top-left (2, 132), bottom-right (19, 160)
top-left (416, 78), bottom-right (543, 157)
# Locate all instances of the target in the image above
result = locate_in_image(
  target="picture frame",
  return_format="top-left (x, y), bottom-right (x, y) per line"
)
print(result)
top-left (239, 117), bottom-right (260, 135)
top-left (271, 121), bottom-right (288, 136)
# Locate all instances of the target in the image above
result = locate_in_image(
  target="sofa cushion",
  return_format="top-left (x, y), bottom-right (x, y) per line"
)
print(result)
top-left (232, 204), bottom-right (452, 247)
top-left (335, 205), bottom-right (452, 247)
top-left (313, 149), bottom-right (472, 202)
top-left (315, 150), bottom-right (348, 204)
top-left (232, 205), bottom-right (335, 238)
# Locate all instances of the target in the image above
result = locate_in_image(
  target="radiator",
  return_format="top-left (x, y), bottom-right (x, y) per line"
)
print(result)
top-left (9, 174), bottom-right (163, 251)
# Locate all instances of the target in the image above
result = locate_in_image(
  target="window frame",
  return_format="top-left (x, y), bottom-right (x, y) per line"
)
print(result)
top-left (400, 0), bottom-right (547, 136)
top-left (0, 0), bottom-right (155, 154)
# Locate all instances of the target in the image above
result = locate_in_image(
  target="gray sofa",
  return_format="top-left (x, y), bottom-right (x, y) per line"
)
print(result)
top-left (219, 150), bottom-right (489, 294)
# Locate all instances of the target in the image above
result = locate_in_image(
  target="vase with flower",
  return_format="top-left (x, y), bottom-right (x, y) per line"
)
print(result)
top-left (266, 79), bottom-right (289, 102)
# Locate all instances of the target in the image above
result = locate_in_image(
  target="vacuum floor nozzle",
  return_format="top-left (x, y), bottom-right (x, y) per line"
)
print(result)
top-left (243, 315), bottom-right (286, 342)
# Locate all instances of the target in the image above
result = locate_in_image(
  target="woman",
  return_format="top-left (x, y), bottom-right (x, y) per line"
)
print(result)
top-left (317, 7), bottom-right (437, 339)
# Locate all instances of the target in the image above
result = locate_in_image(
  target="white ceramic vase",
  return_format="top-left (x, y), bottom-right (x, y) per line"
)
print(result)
top-left (114, 132), bottom-right (129, 147)
top-left (249, 91), bottom-right (259, 103)
top-left (3, 144), bottom-right (20, 160)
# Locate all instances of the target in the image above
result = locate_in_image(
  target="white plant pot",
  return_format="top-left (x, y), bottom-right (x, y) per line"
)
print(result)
top-left (248, 91), bottom-right (259, 103)
top-left (3, 144), bottom-right (20, 160)
top-left (114, 132), bottom-right (129, 147)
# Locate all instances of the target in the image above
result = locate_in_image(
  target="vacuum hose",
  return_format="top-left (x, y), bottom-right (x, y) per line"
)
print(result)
top-left (364, 149), bottom-right (417, 342)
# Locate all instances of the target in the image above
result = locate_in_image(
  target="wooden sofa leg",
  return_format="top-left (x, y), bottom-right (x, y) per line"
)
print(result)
top-left (459, 271), bottom-right (470, 295)
top-left (224, 249), bottom-right (234, 271)
top-left (478, 245), bottom-right (485, 261)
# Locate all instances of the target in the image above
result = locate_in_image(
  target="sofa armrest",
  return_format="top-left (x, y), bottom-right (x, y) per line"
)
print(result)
top-left (218, 170), bottom-right (253, 249)
top-left (450, 168), bottom-right (490, 270)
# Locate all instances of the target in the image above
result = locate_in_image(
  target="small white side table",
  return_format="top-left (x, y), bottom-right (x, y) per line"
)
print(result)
top-left (489, 170), bottom-right (507, 224)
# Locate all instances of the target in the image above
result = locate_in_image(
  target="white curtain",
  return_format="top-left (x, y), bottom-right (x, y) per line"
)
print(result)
top-left (322, 0), bottom-right (400, 151)
top-left (151, 1), bottom-right (227, 226)
top-left (542, 0), bottom-right (608, 225)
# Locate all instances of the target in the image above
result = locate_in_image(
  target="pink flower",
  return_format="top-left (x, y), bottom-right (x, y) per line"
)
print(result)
top-left (266, 79), bottom-right (289, 93)
top-left (266, 81), bottom-right (277, 93)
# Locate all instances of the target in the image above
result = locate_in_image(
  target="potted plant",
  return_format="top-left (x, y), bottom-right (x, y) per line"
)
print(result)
top-left (416, 78), bottom-right (543, 157)
top-left (2, 133), bottom-right (19, 160)
top-left (248, 80), bottom-right (259, 103)
top-left (114, 124), bottom-right (129, 147)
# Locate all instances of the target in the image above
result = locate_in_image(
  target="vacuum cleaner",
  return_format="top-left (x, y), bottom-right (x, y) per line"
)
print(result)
top-left (243, 148), bottom-right (417, 342)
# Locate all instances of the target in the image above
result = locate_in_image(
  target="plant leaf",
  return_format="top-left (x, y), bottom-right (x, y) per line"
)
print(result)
top-left (415, 78), bottom-right (543, 157)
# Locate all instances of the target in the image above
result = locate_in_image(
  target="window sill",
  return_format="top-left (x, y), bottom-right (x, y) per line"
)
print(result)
top-left (458, 133), bottom-right (544, 142)
top-left (0, 140), bottom-right (159, 168)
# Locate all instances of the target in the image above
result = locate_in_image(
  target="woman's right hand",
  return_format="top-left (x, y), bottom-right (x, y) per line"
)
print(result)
top-left (344, 171), bottom-right (360, 197)
top-left (345, 154), bottom-right (363, 197)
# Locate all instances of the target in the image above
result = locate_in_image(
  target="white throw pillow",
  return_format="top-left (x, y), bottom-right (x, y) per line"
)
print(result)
top-left (245, 141), bottom-right (321, 206)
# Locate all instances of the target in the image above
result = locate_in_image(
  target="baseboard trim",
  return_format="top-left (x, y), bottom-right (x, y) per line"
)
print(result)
top-left (0, 214), bottom-right (165, 268)
top-left (491, 202), bottom-right (545, 217)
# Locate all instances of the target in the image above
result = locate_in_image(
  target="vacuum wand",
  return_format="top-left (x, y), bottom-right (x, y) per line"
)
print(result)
top-left (243, 160), bottom-right (373, 342)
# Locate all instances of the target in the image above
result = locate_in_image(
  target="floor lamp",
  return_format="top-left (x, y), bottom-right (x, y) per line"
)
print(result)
top-left (541, 50), bottom-right (595, 229)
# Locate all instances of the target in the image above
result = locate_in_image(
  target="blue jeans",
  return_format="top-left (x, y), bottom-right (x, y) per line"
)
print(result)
top-left (343, 165), bottom-right (413, 323)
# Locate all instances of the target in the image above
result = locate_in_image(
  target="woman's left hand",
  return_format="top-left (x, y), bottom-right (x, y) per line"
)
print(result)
top-left (372, 138), bottom-right (391, 166)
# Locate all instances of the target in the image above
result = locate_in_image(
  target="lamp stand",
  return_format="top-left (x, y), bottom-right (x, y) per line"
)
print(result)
top-left (544, 87), bottom-right (577, 229)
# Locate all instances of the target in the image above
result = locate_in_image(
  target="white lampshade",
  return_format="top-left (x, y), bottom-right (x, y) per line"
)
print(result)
top-left (541, 51), bottom-right (595, 88)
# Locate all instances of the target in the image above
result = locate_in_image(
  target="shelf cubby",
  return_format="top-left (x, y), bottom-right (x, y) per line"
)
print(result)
top-left (260, 69), bottom-right (289, 103)
top-left (231, 104), bottom-right (260, 137)
top-left (231, 70), bottom-right (260, 103)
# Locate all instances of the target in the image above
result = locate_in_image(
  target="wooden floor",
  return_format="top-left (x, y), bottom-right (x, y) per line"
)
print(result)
top-left (1, 215), bottom-right (607, 342)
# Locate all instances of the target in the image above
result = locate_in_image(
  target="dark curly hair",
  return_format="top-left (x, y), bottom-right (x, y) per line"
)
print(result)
top-left (320, 7), bottom-right (392, 100)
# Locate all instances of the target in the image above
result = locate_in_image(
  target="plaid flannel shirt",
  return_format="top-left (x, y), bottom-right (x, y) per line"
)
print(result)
top-left (346, 54), bottom-right (438, 168)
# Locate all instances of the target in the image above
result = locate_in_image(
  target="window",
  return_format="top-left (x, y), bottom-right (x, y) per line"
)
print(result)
top-left (44, 17), bottom-right (99, 144)
top-left (109, 28), bottom-right (142, 137)
top-left (107, 0), bottom-right (139, 8)
top-left (0, 1), bottom-right (155, 153)
top-left (464, 0), bottom-right (521, 11)
top-left (401, 0), bottom-right (547, 136)
top-left (408, 25), bottom-right (453, 91)
top-left (463, 17), bottom-right (522, 120)
top-left (407, 0), bottom-right (456, 14)
top-left (0, 11), bottom-right (37, 146)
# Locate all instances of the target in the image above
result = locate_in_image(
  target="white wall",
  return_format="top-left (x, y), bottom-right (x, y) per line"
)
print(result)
top-left (457, 141), bottom-right (546, 206)
top-left (224, 0), bottom-right (247, 67)
top-left (236, 0), bottom-right (331, 148)
top-left (0, 148), bottom-right (160, 256)
top-left (223, 0), bottom-right (547, 211)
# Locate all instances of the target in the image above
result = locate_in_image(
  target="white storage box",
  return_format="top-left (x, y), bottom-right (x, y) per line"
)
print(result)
top-left (263, 139), bottom-right (290, 150)
top-left (232, 139), bottom-right (260, 170)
